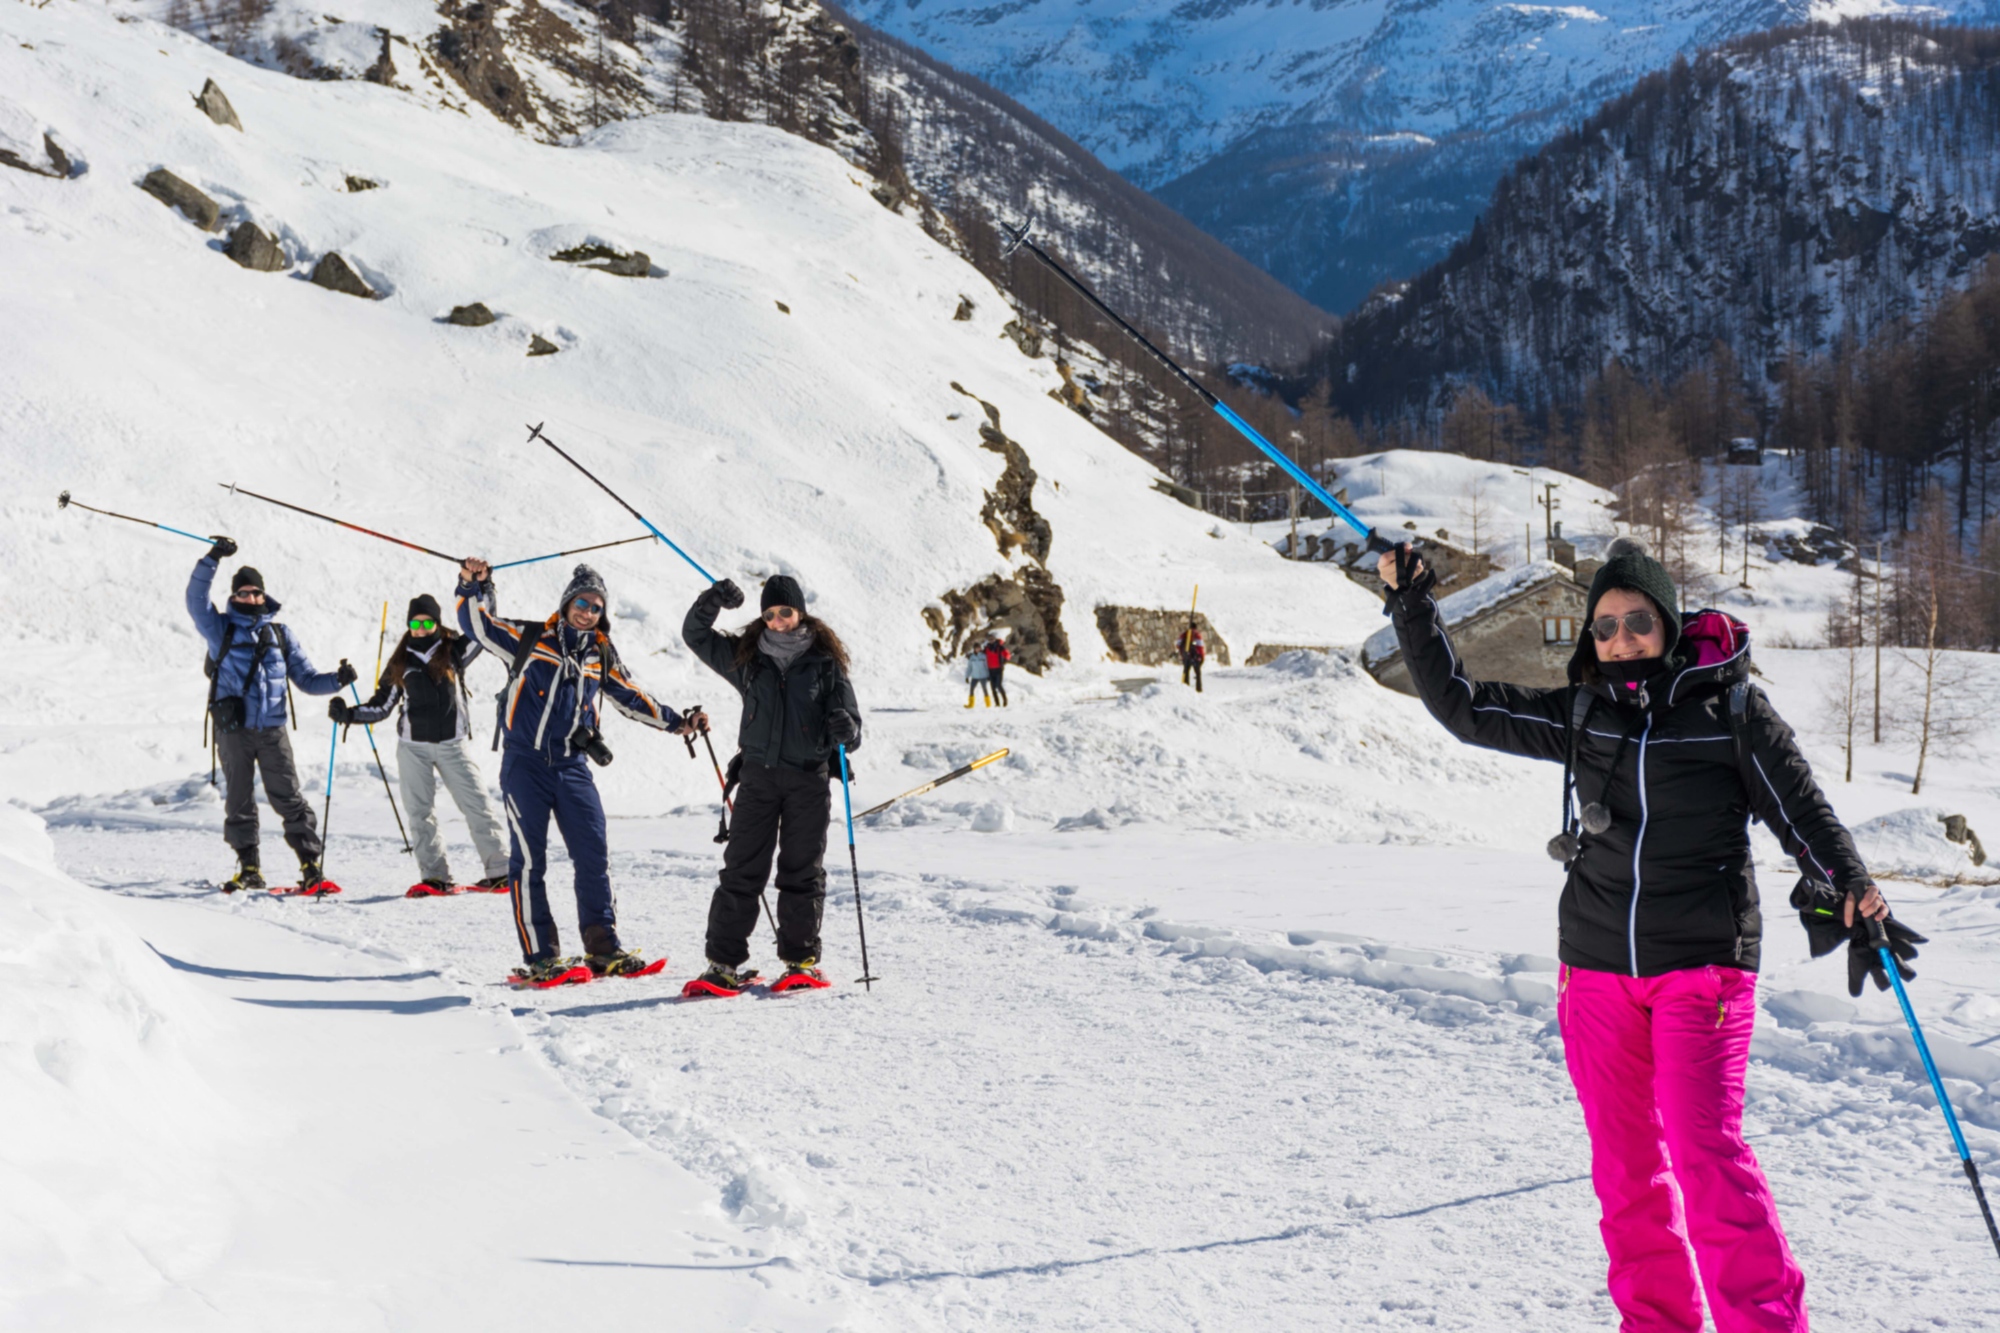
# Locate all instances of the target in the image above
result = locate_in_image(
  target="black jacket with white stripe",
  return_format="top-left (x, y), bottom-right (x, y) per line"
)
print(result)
top-left (1390, 595), bottom-right (1870, 977)
top-left (349, 631), bottom-right (481, 744)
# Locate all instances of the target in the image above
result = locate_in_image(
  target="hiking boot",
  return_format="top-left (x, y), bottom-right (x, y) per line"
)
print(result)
top-left (298, 861), bottom-right (326, 891)
top-left (587, 949), bottom-right (653, 978)
top-left (681, 961), bottom-right (757, 998)
top-left (519, 955), bottom-right (585, 985)
top-left (221, 861), bottom-right (265, 893)
top-left (770, 959), bottom-right (831, 993)
top-left (473, 875), bottom-right (509, 891)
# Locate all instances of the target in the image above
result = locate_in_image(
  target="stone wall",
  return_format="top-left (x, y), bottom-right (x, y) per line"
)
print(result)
top-left (1245, 643), bottom-right (1333, 667)
top-left (1370, 578), bottom-right (1587, 695)
top-left (1095, 609), bottom-right (1229, 667)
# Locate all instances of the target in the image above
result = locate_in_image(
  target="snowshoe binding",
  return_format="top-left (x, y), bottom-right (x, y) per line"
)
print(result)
top-left (469, 876), bottom-right (511, 894)
top-left (508, 956), bottom-right (593, 990)
top-left (406, 879), bottom-right (460, 898)
top-left (273, 861), bottom-right (341, 896)
top-left (587, 950), bottom-right (668, 979)
top-left (221, 862), bottom-right (266, 894)
top-left (769, 959), bottom-right (831, 994)
top-left (681, 962), bottom-right (759, 999)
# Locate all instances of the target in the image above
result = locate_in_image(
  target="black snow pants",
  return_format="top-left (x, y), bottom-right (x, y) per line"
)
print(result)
top-left (218, 725), bottom-right (321, 863)
top-left (705, 759), bottom-right (829, 967)
top-left (988, 663), bottom-right (1008, 706)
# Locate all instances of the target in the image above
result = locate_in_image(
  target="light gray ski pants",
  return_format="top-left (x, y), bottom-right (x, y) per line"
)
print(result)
top-left (397, 737), bottom-right (510, 884)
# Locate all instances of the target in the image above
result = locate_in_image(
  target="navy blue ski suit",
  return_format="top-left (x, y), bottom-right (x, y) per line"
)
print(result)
top-left (458, 577), bottom-right (680, 962)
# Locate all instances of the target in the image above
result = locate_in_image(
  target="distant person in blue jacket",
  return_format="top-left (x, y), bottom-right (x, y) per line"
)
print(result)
top-left (457, 557), bottom-right (699, 982)
top-left (187, 539), bottom-right (354, 892)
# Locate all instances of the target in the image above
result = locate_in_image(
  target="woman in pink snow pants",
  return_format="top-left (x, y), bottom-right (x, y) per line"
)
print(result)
top-left (1378, 537), bottom-right (1922, 1332)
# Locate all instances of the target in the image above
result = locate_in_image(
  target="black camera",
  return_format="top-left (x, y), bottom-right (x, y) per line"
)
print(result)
top-left (570, 724), bottom-right (613, 767)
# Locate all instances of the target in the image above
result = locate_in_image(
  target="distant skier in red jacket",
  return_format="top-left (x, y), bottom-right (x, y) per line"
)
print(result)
top-left (1179, 623), bottom-right (1206, 692)
top-left (982, 636), bottom-right (1012, 707)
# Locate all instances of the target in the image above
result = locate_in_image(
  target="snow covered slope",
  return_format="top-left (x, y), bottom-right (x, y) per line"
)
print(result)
top-left (0, 0), bottom-right (1379, 804)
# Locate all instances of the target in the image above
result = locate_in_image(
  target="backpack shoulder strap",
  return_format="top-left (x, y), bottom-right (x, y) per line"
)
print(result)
top-left (1727, 680), bottom-right (1762, 820)
top-left (206, 622), bottom-right (238, 701)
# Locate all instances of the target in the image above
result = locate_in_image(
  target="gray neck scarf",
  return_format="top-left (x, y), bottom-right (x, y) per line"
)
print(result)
top-left (759, 625), bottom-right (814, 672)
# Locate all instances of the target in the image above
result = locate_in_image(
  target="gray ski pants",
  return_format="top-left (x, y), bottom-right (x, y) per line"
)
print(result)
top-left (218, 725), bottom-right (320, 863)
top-left (398, 737), bottom-right (510, 884)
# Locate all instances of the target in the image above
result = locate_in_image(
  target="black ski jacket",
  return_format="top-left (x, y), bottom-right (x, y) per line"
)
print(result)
top-left (349, 632), bottom-right (480, 743)
top-left (1390, 592), bottom-right (1871, 977)
top-left (684, 588), bottom-right (861, 774)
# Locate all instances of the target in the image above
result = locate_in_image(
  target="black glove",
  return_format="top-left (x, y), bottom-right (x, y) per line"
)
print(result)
top-left (1791, 878), bottom-right (1849, 958)
top-left (827, 709), bottom-right (859, 747)
top-left (1382, 542), bottom-right (1436, 609)
top-left (710, 578), bottom-right (745, 610)
top-left (208, 536), bottom-right (237, 561)
top-left (1848, 916), bottom-right (1925, 998)
top-left (335, 659), bottom-right (358, 687)
top-left (327, 698), bottom-right (350, 724)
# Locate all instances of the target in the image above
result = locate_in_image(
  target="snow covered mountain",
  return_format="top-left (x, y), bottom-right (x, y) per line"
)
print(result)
top-left (848, 0), bottom-right (2000, 311)
top-left (1325, 19), bottom-right (2000, 419)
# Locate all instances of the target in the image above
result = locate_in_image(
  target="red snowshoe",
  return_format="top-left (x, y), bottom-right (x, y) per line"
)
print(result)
top-left (682, 964), bottom-right (759, 998)
top-left (769, 961), bottom-right (831, 994)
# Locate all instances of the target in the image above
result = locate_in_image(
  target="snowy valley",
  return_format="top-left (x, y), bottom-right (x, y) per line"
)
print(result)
top-left (4, 3), bottom-right (2000, 1330)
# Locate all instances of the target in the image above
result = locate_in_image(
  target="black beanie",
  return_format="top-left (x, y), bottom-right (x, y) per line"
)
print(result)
top-left (762, 574), bottom-right (806, 612)
top-left (1570, 537), bottom-right (1681, 678)
top-left (231, 566), bottom-right (265, 594)
top-left (408, 593), bottom-right (442, 622)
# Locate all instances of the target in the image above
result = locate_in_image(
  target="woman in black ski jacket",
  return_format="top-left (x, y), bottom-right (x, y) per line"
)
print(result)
top-left (681, 573), bottom-right (862, 997)
top-left (333, 594), bottom-right (509, 895)
top-left (1379, 536), bottom-right (1921, 1333)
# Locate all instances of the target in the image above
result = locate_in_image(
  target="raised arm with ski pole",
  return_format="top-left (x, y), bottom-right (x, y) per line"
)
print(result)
top-left (999, 220), bottom-right (1390, 554)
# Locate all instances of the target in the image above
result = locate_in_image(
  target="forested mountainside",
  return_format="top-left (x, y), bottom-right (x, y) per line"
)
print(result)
top-left (1324, 20), bottom-right (2000, 422)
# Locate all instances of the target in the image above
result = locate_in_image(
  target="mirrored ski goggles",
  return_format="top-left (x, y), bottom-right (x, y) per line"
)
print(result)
top-left (762, 606), bottom-right (799, 623)
top-left (408, 617), bottom-right (438, 631)
top-left (1589, 610), bottom-right (1659, 642)
top-left (570, 597), bottom-right (605, 617)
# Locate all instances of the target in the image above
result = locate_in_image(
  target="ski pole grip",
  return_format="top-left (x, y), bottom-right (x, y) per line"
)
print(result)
top-left (1366, 534), bottom-right (1397, 555)
top-left (1868, 915), bottom-right (1891, 950)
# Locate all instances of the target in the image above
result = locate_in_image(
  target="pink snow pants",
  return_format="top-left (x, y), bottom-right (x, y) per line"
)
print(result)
top-left (1558, 963), bottom-right (1807, 1332)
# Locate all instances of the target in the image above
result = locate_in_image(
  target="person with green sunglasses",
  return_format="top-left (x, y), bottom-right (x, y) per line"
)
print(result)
top-left (332, 594), bottom-right (509, 894)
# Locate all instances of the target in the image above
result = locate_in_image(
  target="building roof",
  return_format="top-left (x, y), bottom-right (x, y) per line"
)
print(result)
top-left (1362, 560), bottom-right (1574, 666)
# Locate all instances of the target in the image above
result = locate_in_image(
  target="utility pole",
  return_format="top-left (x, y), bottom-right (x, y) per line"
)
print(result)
top-left (1537, 481), bottom-right (1560, 559)
top-left (1288, 485), bottom-right (1299, 561)
top-left (1873, 538), bottom-right (1883, 744)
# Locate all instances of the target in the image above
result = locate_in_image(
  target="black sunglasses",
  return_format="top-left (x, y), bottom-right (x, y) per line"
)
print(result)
top-left (1590, 610), bottom-right (1659, 642)
top-left (762, 606), bottom-right (799, 623)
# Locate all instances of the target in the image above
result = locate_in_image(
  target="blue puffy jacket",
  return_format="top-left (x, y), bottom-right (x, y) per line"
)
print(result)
top-left (187, 557), bottom-right (342, 729)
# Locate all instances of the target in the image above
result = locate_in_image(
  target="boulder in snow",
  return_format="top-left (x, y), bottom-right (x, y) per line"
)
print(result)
top-left (193, 78), bottom-right (242, 131)
top-left (309, 252), bottom-right (375, 298)
top-left (550, 243), bottom-right (652, 277)
top-left (527, 334), bottom-right (559, 357)
top-left (1849, 808), bottom-right (1996, 884)
top-left (224, 222), bottom-right (286, 272)
top-left (0, 132), bottom-right (71, 180)
top-left (953, 295), bottom-right (974, 321)
top-left (138, 168), bottom-right (219, 231)
top-left (446, 302), bottom-right (496, 327)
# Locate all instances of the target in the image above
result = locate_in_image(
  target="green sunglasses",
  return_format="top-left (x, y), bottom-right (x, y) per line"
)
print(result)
top-left (409, 617), bottom-right (439, 631)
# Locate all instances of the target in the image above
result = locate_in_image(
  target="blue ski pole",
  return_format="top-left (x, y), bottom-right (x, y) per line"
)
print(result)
top-left (999, 221), bottom-right (1390, 552)
top-left (58, 490), bottom-right (212, 545)
top-left (1875, 919), bottom-right (2000, 1262)
top-left (348, 682), bottom-right (413, 855)
top-left (525, 423), bottom-right (718, 583)
top-left (837, 743), bottom-right (879, 990)
top-left (318, 714), bottom-right (339, 891)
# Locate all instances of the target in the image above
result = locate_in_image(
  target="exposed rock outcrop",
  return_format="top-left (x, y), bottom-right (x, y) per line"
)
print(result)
top-left (447, 302), bottom-right (497, 326)
top-left (551, 243), bottom-right (652, 277)
top-left (528, 333), bottom-right (560, 356)
top-left (224, 222), bottom-right (286, 271)
top-left (193, 78), bottom-right (242, 130)
top-left (1, 133), bottom-right (71, 179)
top-left (310, 252), bottom-right (375, 298)
top-left (138, 168), bottom-right (219, 230)
top-left (953, 296), bottom-right (975, 321)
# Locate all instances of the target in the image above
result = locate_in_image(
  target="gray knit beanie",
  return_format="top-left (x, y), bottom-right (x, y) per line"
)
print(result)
top-left (560, 564), bottom-right (608, 607)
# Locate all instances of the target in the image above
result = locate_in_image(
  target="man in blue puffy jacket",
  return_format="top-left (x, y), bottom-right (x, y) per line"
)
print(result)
top-left (457, 558), bottom-right (698, 981)
top-left (187, 539), bottom-right (354, 892)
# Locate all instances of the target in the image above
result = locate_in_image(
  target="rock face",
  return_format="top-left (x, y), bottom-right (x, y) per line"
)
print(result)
top-left (310, 252), bottom-right (375, 298)
top-left (224, 222), bottom-right (286, 271)
top-left (551, 244), bottom-right (651, 277)
top-left (193, 78), bottom-right (242, 130)
top-left (1095, 608), bottom-right (1228, 667)
top-left (527, 334), bottom-right (560, 356)
top-left (1, 133), bottom-right (71, 179)
top-left (138, 168), bottom-right (219, 230)
top-left (924, 386), bottom-right (1069, 673)
top-left (447, 302), bottom-right (496, 327)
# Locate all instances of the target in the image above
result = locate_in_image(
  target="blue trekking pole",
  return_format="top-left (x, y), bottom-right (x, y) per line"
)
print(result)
top-left (1875, 918), bottom-right (2000, 1261)
top-left (346, 681), bottom-right (413, 855)
top-left (837, 743), bottom-right (879, 991)
top-left (999, 221), bottom-right (1391, 553)
top-left (317, 714), bottom-right (340, 896)
top-left (525, 423), bottom-right (719, 582)
top-left (58, 490), bottom-right (212, 544)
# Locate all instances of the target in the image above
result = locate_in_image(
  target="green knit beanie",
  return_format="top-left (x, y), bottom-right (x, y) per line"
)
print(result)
top-left (1584, 536), bottom-right (1681, 659)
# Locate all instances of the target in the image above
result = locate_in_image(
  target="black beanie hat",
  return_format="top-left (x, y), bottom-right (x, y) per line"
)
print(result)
top-left (231, 565), bottom-right (265, 594)
top-left (762, 574), bottom-right (806, 612)
top-left (408, 593), bottom-right (442, 622)
top-left (1570, 537), bottom-right (1681, 677)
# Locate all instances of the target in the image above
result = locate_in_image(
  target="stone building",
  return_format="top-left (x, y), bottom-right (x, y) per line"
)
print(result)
top-left (1362, 561), bottom-right (1588, 694)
